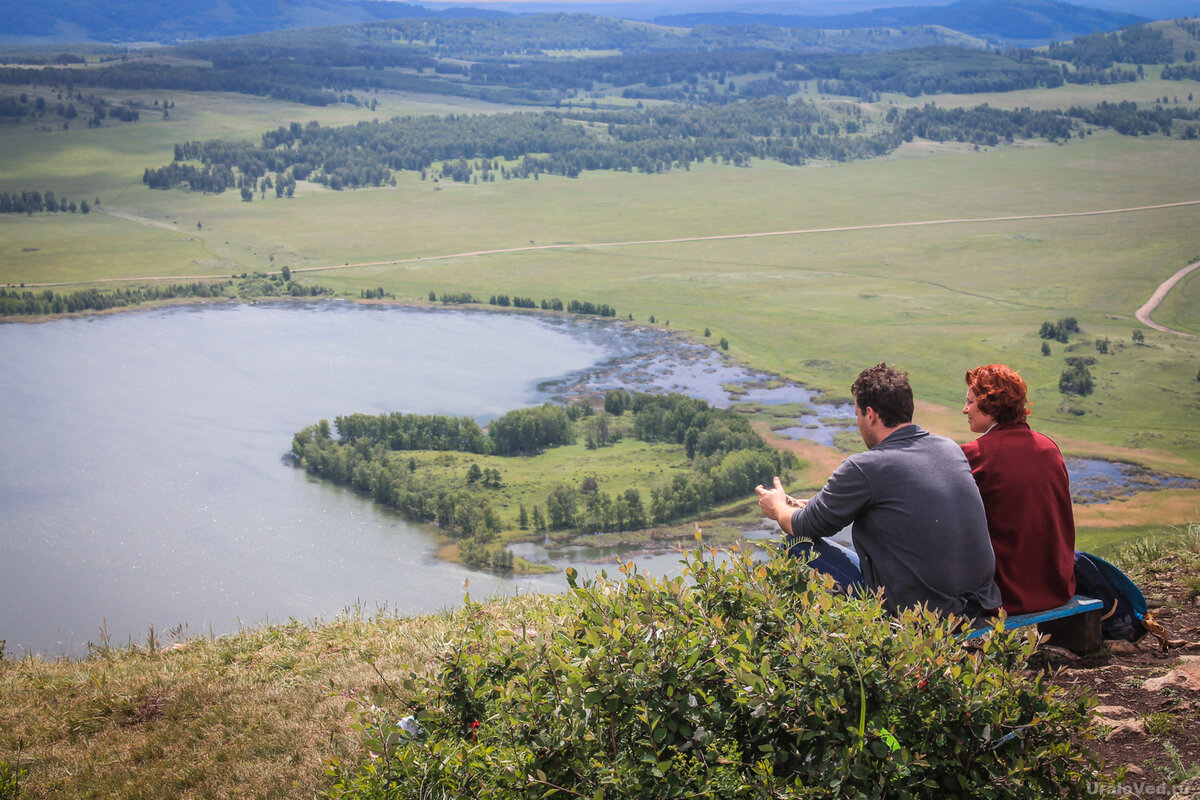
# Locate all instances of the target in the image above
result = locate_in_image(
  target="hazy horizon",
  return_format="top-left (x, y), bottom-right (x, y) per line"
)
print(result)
top-left (412, 0), bottom-right (1199, 22)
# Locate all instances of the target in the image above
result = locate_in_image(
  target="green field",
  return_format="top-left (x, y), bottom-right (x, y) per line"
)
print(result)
top-left (3, 78), bottom-right (1199, 542)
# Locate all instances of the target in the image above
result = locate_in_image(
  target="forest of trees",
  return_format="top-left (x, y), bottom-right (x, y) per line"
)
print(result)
top-left (1063, 100), bottom-right (1200, 137)
top-left (0, 273), bottom-right (334, 317)
top-left (0, 89), bottom-right (146, 127)
top-left (1, 16), bottom-right (1190, 114)
top-left (0, 282), bottom-right (230, 315)
top-left (1044, 25), bottom-right (1175, 69)
top-left (289, 392), bottom-right (797, 569)
top-left (140, 97), bottom-right (1108, 195)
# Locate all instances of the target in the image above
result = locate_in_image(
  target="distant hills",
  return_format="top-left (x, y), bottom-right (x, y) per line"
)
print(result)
top-left (0, 0), bottom-right (511, 44)
top-left (654, 0), bottom-right (1149, 45)
top-left (0, 0), bottom-right (1160, 45)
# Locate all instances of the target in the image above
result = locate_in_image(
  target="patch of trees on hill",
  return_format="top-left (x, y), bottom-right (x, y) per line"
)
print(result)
top-left (1162, 64), bottom-right (1200, 82)
top-left (142, 99), bottom-right (1094, 194)
top-left (0, 191), bottom-right (92, 214)
top-left (889, 103), bottom-right (1075, 145)
top-left (148, 100), bottom-right (893, 191)
top-left (1063, 100), bottom-right (1200, 137)
top-left (0, 90), bottom-right (146, 127)
top-left (1044, 25), bottom-right (1174, 69)
top-left (805, 47), bottom-right (1069, 101)
top-left (1038, 318), bottom-right (1098, 398)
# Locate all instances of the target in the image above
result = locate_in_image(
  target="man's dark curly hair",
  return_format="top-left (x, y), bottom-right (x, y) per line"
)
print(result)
top-left (850, 362), bottom-right (914, 428)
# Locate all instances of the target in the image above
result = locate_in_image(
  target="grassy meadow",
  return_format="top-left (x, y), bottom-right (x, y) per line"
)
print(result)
top-left (2, 75), bottom-right (1199, 545)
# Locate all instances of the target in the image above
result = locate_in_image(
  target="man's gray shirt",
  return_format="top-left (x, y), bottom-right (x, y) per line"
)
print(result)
top-left (787, 424), bottom-right (1002, 617)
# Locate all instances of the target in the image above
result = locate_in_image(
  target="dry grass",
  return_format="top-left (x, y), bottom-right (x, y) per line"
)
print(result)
top-left (0, 594), bottom-right (562, 799)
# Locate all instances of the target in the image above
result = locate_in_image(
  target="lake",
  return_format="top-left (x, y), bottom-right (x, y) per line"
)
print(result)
top-left (0, 302), bottom-right (653, 657)
top-left (3, 301), bottom-right (1192, 658)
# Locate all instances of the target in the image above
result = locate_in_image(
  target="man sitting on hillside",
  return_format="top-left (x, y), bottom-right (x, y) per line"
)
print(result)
top-left (756, 362), bottom-right (1001, 618)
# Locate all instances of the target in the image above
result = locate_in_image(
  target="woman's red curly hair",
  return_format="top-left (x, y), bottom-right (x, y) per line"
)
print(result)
top-left (965, 364), bottom-right (1030, 425)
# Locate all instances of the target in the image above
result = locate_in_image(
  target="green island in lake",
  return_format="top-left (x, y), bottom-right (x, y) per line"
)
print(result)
top-left (291, 390), bottom-right (800, 572)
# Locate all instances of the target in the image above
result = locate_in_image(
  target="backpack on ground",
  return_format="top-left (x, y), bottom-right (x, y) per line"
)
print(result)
top-left (1073, 551), bottom-right (1169, 652)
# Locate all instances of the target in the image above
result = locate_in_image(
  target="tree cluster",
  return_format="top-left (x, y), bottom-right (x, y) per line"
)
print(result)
top-left (1163, 64), bottom-right (1200, 82)
top-left (808, 46), bottom-right (1068, 100)
top-left (1039, 317), bottom-right (1081, 344)
top-left (321, 412), bottom-right (491, 454)
top-left (1059, 357), bottom-right (1096, 397)
top-left (1035, 318), bottom-right (1100, 398)
top-left (488, 404), bottom-right (575, 456)
top-left (1062, 100), bottom-right (1199, 137)
top-left (538, 393), bottom-right (796, 532)
top-left (1061, 65), bottom-right (1138, 86)
top-left (486, 292), bottom-right (615, 316)
top-left (1044, 25), bottom-right (1174, 69)
top-left (487, 294), bottom-right (537, 308)
top-left (892, 103), bottom-right (1075, 146)
top-left (0, 88), bottom-right (148, 128)
top-left (234, 272), bottom-right (333, 298)
top-left (0, 190), bottom-right (90, 215)
top-left (143, 162), bottom-right (236, 193)
top-left (437, 291), bottom-right (479, 305)
top-left (0, 282), bottom-right (230, 316)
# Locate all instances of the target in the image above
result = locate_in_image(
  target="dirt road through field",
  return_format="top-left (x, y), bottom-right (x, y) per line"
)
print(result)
top-left (13, 201), bottom-right (1200, 336)
top-left (1134, 260), bottom-right (1200, 338)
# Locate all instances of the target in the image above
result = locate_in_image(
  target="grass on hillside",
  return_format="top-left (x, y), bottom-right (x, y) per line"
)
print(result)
top-left (4, 525), bottom-right (1197, 799)
top-left (0, 594), bottom-right (562, 800)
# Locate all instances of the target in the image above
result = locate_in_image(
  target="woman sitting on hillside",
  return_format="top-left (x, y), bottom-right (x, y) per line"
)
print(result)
top-left (961, 364), bottom-right (1075, 615)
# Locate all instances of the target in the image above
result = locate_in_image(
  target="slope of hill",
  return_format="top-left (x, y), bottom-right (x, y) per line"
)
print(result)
top-left (655, 0), bottom-right (1149, 45)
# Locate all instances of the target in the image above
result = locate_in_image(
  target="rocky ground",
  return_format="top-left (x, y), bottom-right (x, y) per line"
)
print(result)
top-left (1040, 553), bottom-right (1200, 798)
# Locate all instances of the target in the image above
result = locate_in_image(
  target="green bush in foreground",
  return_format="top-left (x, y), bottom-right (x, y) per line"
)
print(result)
top-left (331, 545), bottom-right (1096, 799)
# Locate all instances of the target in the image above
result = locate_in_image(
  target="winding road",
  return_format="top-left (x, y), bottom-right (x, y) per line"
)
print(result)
top-left (11, 199), bottom-right (1200, 336)
top-left (1134, 260), bottom-right (1200, 338)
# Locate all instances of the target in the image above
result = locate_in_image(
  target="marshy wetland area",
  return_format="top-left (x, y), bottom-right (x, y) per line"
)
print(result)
top-left (2, 9), bottom-right (1200, 797)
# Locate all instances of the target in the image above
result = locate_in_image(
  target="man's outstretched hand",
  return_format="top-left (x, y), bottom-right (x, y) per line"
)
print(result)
top-left (755, 476), bottom-right (803, 536)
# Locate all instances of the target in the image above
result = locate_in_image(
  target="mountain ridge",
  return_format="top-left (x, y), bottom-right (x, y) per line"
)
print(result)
top-left (0, 0), bottom-right (1154, 45)
top-left (654, 0), bottom-right (1149, 45)
top-left (0, 0), bottom-right (512, 45)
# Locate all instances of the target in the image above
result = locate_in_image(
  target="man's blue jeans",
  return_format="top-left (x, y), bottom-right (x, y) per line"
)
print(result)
top-left (786, 537), bottom-right (864, 594)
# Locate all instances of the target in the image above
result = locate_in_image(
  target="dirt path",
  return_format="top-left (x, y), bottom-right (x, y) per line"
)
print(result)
top-left (95, 206), bottom-right (182, 232)
top-left (287, 198), bottom-right (1200, 276)
top-left (1134, 260), bottom-right (1200, 338)
top-left (13, 200), bottom-right (1200, 300)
